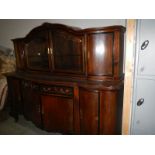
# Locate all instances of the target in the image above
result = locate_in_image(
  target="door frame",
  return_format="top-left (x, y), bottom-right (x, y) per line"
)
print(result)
top-left (122, 19), bottom-right (137, 135)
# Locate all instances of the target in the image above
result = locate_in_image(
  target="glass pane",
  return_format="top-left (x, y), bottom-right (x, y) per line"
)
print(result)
top-left (25, 36), bottom-right (49, 70)
top-left (54, 55), bottom-right (83, 71)
top-left (52, 30), bottom-right (84, 73)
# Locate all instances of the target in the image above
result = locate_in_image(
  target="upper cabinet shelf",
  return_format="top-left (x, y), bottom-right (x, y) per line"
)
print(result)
top-left (24, 30), bottom-right (50, 71)
top-left (50, 28), bottom-right (85, 74)
top-left (12, 23), bottom-right (125, 81)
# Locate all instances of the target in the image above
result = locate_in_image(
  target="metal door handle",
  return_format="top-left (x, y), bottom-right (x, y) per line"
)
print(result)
top-left (137, 98), bottom-right (144, 106)
top-left (141, 40), bottom-right (149, 50)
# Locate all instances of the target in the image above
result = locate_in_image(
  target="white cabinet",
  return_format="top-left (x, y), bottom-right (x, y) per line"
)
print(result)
top-left (138, 20), bottom-right (155, 76)
top-left (132, 79), bottom-right (155, 134)
top-left (131, 20), bottom-right (155, 134)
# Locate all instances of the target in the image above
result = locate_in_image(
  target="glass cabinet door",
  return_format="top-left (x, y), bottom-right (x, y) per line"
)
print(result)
top-left (51, 30), bottom-right (85, 74)
top-left (24, 31), bottom-right (51, 71)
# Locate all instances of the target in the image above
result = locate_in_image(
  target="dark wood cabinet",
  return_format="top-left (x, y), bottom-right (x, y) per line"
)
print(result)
top-left (51, 29), bottom-right (85, 73)
top-left (24, 30), bottom-right (50, 71)
top-left (7, 77), bottom-right (22, 120)
top-left (6, 23), bottom-right (125, 134)
top-left (87, 32), bottom-right (114, 76)
top-left (22, 81), bottom-right (41, 127)
top-left (79, 88), bottom-right (99, 134)
top-left (100, 90), bottom-right (122, 134)
top-left (41, 95), bottom-right (73, 133)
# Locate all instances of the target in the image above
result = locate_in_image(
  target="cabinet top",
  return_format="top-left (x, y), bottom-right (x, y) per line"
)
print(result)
top-left (12, 22), bottom-right (126, 41)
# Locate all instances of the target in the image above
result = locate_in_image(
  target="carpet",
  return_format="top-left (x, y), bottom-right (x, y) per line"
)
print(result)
top-left (0, 111), bottom-right (61, 135)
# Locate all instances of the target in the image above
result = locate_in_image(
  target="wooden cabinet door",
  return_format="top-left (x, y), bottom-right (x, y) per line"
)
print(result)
top-left (7, 77), bottom-right (22, 120)
top-left (79, 88), bottom-right (99, 134)
top-left (87, 33), bottom-right (114, 77)
top-left (24, 30), bottom-right (51, 71)
top-left (100, 91), bottom-right (121, 135)
top-left (51, 29), bottom-right (85, 74)
top-left (22, 81), bottom-right (41, 127)
top-left (41, 95), bottom-right (73, 134)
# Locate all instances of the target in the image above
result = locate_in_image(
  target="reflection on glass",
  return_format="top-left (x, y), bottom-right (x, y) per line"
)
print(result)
top-left (25, 38), bottom-right (49, 70)
top-left (52, 30), bottom-right (83, 72)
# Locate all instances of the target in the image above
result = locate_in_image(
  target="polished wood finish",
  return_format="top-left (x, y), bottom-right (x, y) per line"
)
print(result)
top-left (7, 23), bottom-right (125, 134)
top-left (7, 77), bottom-right (22, 121)
top-left (41, 95), bottom-right (73, 133)
top-left (22, 81), bottom-right (42, 127)
top-left (12, 23), bottom-right (125, 80)
top-left (13, 40), bottom-right (26, 70)
top-left (40, 84), bottom-right (73, 96)
top-left (100, 91), bottom-right (118, 134)
top-left (87, 33), bottom-right (113, 76)
top-left (79, 88), bottom-right (99, 134)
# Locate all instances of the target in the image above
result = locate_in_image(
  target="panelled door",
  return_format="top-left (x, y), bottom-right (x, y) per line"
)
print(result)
top-left (24, 30), bottom-right (52, 71)
top-left (79, 88), bottom-right (99, 134)
top-left (50, 28), bottom-right (85, 74)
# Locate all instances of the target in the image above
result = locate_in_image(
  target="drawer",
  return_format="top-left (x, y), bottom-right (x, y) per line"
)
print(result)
top-left (22, 80), bottom-right (39, 91)
top-left (22, 81), bottom-right (30, 88)
top-left (40, 85), bottom-right (73, 97)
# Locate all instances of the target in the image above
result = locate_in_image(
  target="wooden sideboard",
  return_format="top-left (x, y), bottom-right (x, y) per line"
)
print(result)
top-left (6, 23), bottom-right (125, 134)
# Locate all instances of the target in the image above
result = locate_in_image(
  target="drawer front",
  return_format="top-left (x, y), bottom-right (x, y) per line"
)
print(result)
top-left (22, 80), bottom-right (30, 88)
top-left (40, 85), bottom-right (73, 97)
top-left (22, 80), bottom-right (39, 91)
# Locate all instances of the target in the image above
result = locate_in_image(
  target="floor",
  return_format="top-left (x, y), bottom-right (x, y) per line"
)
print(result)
top-left (0, 111), bottom-right (61, 135)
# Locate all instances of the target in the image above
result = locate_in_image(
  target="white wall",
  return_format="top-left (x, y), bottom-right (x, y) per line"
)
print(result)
top-left (0, 19), bottom-right (126, 49)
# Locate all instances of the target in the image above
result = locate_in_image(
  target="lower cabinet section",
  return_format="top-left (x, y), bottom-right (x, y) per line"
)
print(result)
top-left (22, 81), bottom-right (42, 127)
top-left (41, 95), bottom-right (73, 133)
top-left (7, 77), bottom-right (123, 135)
top-left (79, 88), bottom-right (123, 134)
top-left (7, 77), bottom-right (22, 120)
top-left (100, 91), bottom-right (120, 134)
top-left (79, 89), bottom-right (99, 134)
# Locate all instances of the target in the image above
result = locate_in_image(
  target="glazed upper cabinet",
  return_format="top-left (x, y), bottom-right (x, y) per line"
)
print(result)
top-left (24, 30), bottom-right (50, 71)
top-left (13, 25), bottom-right (85, 74)
top-left (12, 23), bottom-right (125, 80)
top-left (51, 28), bottom-right (85, 73)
